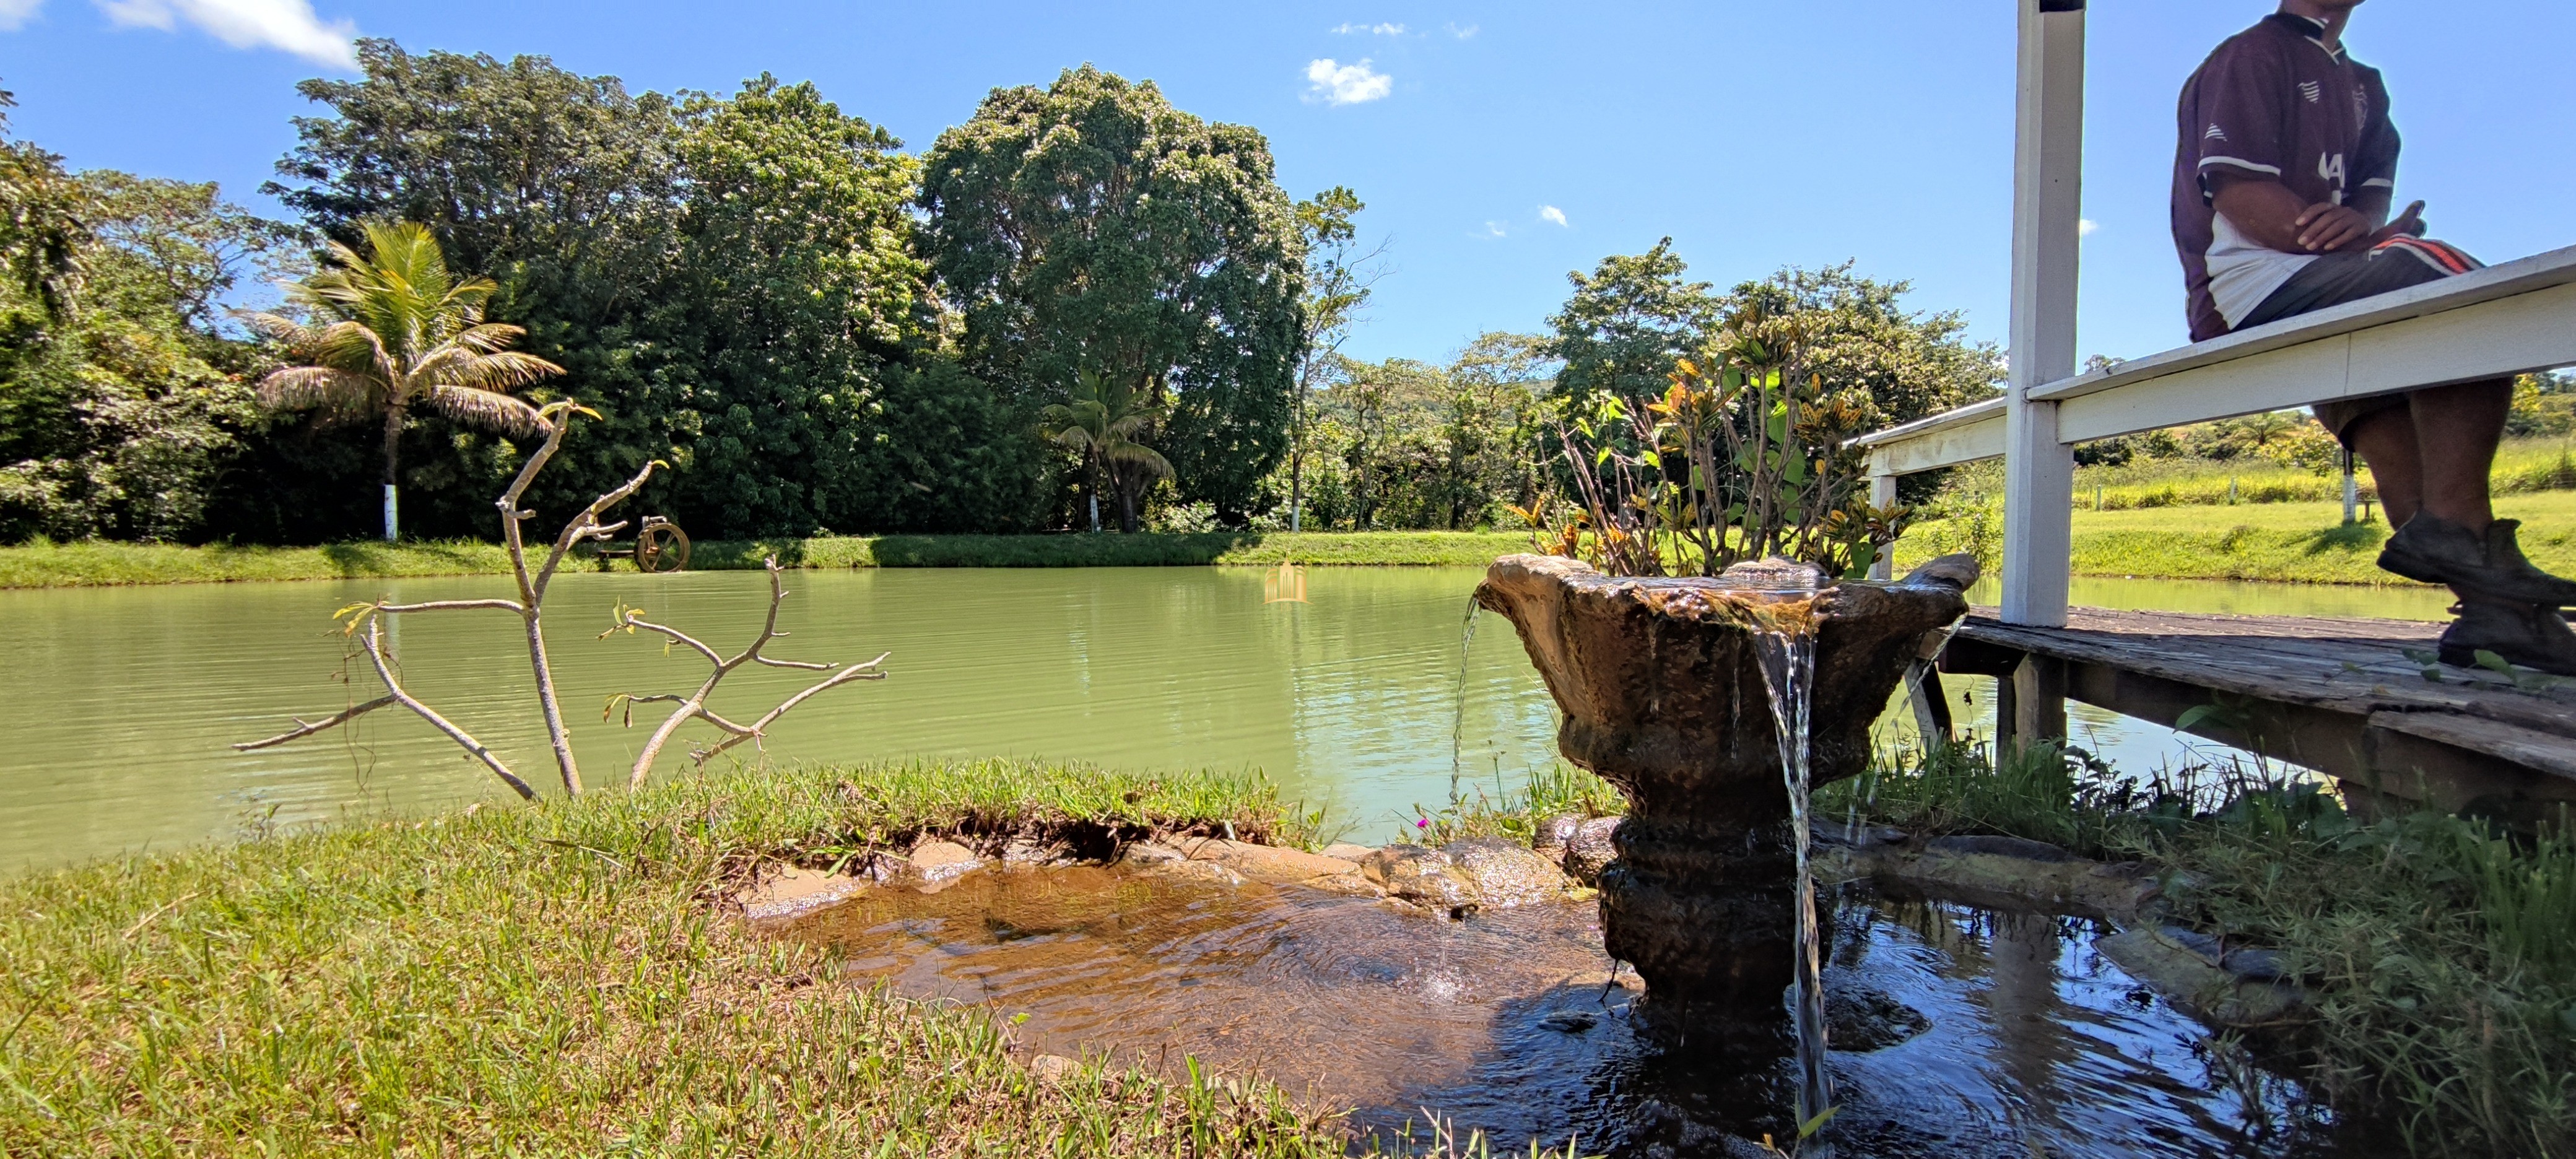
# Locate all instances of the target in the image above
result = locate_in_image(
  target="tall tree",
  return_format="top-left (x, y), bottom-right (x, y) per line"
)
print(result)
top-left (1727, 263), bottom-right (2000, 427)
top-left (1289, 186), bottom-right (1384, 531)
top-left (919, 65), bottom-right (1305, 522)
top-left (2, 93), bottom-right (293, 542)
top-left (241, 220), bottom-right (557, 541)
top-left (1546, 238), bottom-right (1719, 404)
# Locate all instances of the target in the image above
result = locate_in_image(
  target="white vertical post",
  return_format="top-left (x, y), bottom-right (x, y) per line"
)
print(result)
top-left (2341, 448), bottom-right (2359, 524)
top-left (2000, 0), bottom-right (2085, 628)
top-left (1868, 469), bottom-right (1898, 580)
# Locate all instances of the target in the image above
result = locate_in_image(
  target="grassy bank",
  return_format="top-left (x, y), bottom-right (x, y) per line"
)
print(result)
top-left (0, 531), bottom-right (1536, 589)
top-left (0, 757), bottom-right (1566, 1156)
top-left (1896, 490), bottom-right (2576, 586)
top-left (1824, 746), bottom-right (2576, 1155)
top-left (2072, 435), bottom-right (2576, 511)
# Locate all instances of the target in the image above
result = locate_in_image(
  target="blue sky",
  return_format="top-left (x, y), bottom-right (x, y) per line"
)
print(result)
top-left (4, 1), bottom-right (2569, 368)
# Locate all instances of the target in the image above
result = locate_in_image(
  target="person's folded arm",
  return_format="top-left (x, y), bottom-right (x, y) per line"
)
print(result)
top-left (2211, 173), bottom-right (2389, 254)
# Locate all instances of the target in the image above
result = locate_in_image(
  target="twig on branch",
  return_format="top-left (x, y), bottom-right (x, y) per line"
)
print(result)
top-left (233, 695), bottom-right (398, 752)
top-left (605, 557), bottom-right (889, 788)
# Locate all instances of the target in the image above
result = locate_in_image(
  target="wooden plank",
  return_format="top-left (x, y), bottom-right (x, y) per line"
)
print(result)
top-left (1866, 412), bottom-right (2007, 477)
top-left (2029, 243), bottom-right (2576, 404)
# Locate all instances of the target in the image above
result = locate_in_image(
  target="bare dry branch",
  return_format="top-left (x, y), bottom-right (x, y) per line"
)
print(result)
top-left (610, 558), bottom-right (889, 788)
top-left (232, 695), bottom-right (397, 751)
top-left (353, 618), bottom-right (536, 801)
top-left (374, 598), bottom-right (524, 615)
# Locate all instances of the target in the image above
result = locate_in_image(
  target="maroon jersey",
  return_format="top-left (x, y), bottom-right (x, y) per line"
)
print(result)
top-left (2172, 13), bottom-right (2399, 341)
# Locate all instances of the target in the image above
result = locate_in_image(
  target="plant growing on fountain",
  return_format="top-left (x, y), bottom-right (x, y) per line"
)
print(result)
top-left (1534, 298), bottom-right (1910, 579)
top-left (235, 402), bottom-right (887, 799)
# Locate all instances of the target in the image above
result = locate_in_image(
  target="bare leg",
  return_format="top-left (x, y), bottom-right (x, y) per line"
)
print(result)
top-left (2405, 379), bottom-right (2510, 532)
top-left (2344, 407), bottom-right (2424, 529)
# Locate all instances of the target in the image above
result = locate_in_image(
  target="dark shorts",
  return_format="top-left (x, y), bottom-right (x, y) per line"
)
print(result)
top-left (2236, 237), bottom-right (2486, 444)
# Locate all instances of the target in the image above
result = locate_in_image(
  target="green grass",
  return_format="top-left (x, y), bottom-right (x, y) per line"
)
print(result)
top-left (2073, 436), bottom-right (2576, 511)
top-left (0, 531), bottom-right (1537, 589)
top-left (1897, 490), bottom-right (2576, 586)
top-left (0, 757), bottom-right (1587, 1157)
top-left (1827, 745), bottom-right (2576, 1155)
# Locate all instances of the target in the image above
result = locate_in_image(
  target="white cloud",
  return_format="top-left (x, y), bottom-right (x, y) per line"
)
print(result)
top-left (2078, 218), bottom-right (2100, 237)
top-left (1539, 205), bottom-right (1569, 227)
top-left (95, 0), bottom-right (357, 68)
top-left (1329, 21), bottom-right (1404, 35)
top-left (1445, 22), bottom-right (1478, 38)
top-left (0, 0), bottom-right (44, 32)
top-left (1481, 221), bottom-right (1508, 238)
top-left (1304, 58), bottom-right (1391, 105)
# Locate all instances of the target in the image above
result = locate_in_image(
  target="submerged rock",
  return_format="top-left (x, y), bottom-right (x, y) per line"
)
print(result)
top-left (1823, 981), bottom-right (1931, 1051)
top-left (1357, 845), bottom-right (1482, 918)
top-left (1181, 838), bottom-right (1377, 895)
top-left (1442, 836), bottom-right (1578, 906)
top-left (910, 839), bottom-right (983, 890)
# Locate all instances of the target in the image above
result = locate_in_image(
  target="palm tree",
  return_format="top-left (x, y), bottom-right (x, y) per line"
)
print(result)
top-left (242, 220), bottom-right (560, 542)
top-left (1039, 369), bottom-right (1173, 533)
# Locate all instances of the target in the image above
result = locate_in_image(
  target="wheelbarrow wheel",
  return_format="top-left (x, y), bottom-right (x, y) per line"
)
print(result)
top-left (635, 523), bottom-right (691, 573)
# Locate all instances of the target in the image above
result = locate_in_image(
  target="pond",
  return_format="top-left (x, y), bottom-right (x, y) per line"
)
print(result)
top-left (0, 566), bottom-right (2451, 871)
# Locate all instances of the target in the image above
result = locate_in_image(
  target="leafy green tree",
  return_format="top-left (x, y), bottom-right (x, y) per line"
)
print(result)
top-left (1039, 368), bottom-right (1172, 532)
top-left (2, 93), bottom-right (292, 542)
top-left (1547, 238), bottom-right (1719, 404)
top-left (1728, 262), bottom-right (2000, 426)
top-left (1289, 186), bottom-right (1383, 530)
top-left (241, 220), bottom-right (557, 541)
top-left (920, 65), bottom-right (1305, 522)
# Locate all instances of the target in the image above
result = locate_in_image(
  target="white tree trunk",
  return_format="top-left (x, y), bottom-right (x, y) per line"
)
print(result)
top-left (383, 484), bottom-right (400, 543)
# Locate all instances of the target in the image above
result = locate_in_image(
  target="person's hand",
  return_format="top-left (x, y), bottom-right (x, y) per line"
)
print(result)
top-left (2369, 200), bottom-right (2429, 245)
top-left (2294, 202), bottom-right (2374, 252)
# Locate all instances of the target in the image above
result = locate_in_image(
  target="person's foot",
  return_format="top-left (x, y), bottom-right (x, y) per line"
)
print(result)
top-left (2379, 515), bottom-right (2576, 607)
top-left (2438, 596), bottom-right (2576, 677)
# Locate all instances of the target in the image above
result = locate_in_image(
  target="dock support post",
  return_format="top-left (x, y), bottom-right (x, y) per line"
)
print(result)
top-left (1868, 471), bottom-right (1898, 580)
top-left (1999, 0), bottom-right (2084, 629)
top-left (2010, 655), bottom-right (2068, 753)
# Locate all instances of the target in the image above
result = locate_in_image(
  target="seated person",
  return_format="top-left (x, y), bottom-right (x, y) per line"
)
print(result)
top-left (2173, 0), bottom-right (2576, 674)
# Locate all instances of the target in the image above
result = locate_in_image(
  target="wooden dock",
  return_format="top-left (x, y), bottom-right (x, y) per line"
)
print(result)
top-left (1932, 607), bottom-right (2576, 822)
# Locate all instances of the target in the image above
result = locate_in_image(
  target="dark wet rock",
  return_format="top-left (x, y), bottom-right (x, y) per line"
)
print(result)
top-left (1001, 838), bottom-right (1071, 867)
top-left (1824, 983), bottom-right (1931, 1051)
top-left (1926, 833), bottom-right (2076, 862)
top-left (1561, 816), bottom-right (1623, 885)
top-left (1357, 845), bottom-right (1481, 918)
top-left (1441, 836), bottom-right (1575, 907)
top-left (1474, 552), bottom-right (1974, 1005)
top-left (1117, 841), bottom-right (1186, 866)
top-left (1531, 814), bottom-right (1583, 862)
top-left (1813, 822), bottom-right (1908, 850)
top-left (2225, 947), bottom-right (2297, 982)
top-left (1537, 1010), bottom-right (1597, 1034)
top-left (2097, 927), bottom-right (2305, 1028)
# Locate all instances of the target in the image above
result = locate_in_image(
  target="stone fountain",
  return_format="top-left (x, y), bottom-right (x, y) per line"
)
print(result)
top-left (1474, 552), bottom-right (1977, 1010)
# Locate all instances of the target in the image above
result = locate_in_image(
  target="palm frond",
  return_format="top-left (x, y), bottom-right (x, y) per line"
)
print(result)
top-left (425, 384), bottom-right (546, 436)
top-left (415, 346), bottom-right (564, 393)
top-left (257, 366), bottom-right (383, 415)
top-left (1103, 441), bottom-right (1175, 480)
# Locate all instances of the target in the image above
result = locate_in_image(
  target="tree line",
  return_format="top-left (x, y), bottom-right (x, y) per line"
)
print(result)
top-left (2, 44), bottom-right (2001, 545)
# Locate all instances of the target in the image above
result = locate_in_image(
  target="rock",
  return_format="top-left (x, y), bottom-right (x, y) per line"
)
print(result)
top-left (1441, 836), bottom-right (1576, 907)
top-left (1181, 838), bottom-right (1377, 895)
top-left (1562, 816), bottom-right (1622, 885)
top-left (909, 839), bottom-right (982, 892)
top-left (1925, 834), bottom-right (2076, 862)
top-left (1531, 814), bottom-right (1584, 862)
top-left (1356, 845), bottom-right (1481, 918)
top-left (2096, 927), bottom-right (2305, 1028)
top-left (1001, 837), bottom-right (1066, 867)
top-left (1902, 553), bottom-right (1982, 593)
top-left (1824, 983), bottom-right (1931, 1051)
top-left (1320, 842), bottom-right (1378, 862)
top-left (1814, 822), bottom-right (1908, 851)
top-left (1117, 841), bottom-right (1187, 866)
top-left (1537, 1011), bottom-right (1597, 1033)
top-left (1027, 1053), bottom-right (1081, 1086)
top-left (736, 866), bottom-right (864, 920)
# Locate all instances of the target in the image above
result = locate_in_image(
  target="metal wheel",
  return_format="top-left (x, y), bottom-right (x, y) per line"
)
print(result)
top-left (635, 521), bottom-right (691, 573)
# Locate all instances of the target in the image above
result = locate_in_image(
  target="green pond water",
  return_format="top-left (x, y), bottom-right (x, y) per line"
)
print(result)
top-left (0, 568), bottom-right (2453, 872)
